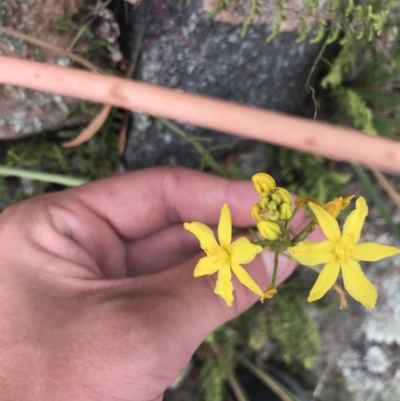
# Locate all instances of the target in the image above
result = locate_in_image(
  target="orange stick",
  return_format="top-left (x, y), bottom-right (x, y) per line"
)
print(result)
top-left (1, 56), bottom-right (400, 174)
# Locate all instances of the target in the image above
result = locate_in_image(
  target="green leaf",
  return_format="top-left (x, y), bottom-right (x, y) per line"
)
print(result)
top-left (356, 90), bottom-right (400, 113)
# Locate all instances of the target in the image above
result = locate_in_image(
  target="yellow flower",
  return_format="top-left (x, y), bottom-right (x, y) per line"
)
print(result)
top-left (184, 204), bottom-right (263, 307)
top-left (257, 220), bottom-right (280, 241)
top-left (252, 173), bottom-right (276, 194)
top-left (288, 197), bottom-right (400, 308)
top-left (295, 195), bottom-right (354, 218)
top-left (260, 284), bottom-right (277, 302)
top-left (323, 195), bottom-right (355, 218)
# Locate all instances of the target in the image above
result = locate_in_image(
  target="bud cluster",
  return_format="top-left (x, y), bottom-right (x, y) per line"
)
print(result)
top-left (251, 173), bottom-right (293, 240)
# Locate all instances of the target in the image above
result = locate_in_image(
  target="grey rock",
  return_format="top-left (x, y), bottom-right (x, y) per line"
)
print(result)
top-left (123, 0), bottom-right (327, 169)
top-left (311, 227), bottom-right (400, 401)
top-left (0, 0), bottom-right (102, 139)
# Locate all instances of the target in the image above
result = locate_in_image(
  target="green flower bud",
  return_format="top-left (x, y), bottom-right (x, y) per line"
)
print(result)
top-left (251, 204), bottom-right (262, 222)
top-left (259, 209), bottom-right (280, 221)
top-left (270, 193), bottom-right (283, 206)
top-left (279, 203), bottom-right (293, 220)
top-left (252, 173), bottom-right (276, 195)
top-left (275, 187), bottom-right (292, 205)
top-left (257, 220), bottom-right (280, 241)
top-left (267, 201), bottom-right (277, 211)
top-left (259, 194), bottom-right (270, 209)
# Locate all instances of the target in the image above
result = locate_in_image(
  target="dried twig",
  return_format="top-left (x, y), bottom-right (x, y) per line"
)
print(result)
top-left (62, 105), bottom-right (112, 147)
top-left (371, 168), bottom-right (400, 210)
top-left (118, 112), bottom-right (130, 154)
top-left (0, 26), bottom-right (100, 73)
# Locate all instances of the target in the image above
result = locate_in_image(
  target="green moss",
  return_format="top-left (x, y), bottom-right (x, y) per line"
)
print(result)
top-left (1, 104), bottom-right (122, 205)
top-left (269, 282), bottom-right (321, 369)
top-left (272, 148), bottom-right (352, 204)
top-left (198, 329), bottom-right (235, 401)
top-left (237, 280), bottom-right (326, 371)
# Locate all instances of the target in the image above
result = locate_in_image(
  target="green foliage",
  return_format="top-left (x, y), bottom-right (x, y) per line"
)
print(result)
top-left (321, 38), bottom-right (357, 89)
top-left (54, 0), bottom-right (112, 55)
top-left (1, 104), bottom-right (121, 203)
top-left (269, 282), bottom-right (321, 369)
top-left (266, 0), bottom-right (286, 42)
top-left (198, 329), bottom-right (235, 401)
top-left (241, 0), bottom-right (261, 38)
top-left (248, 313), bottom-right (269, 351)
top-left (337, 88), bottom-right (376, 134)
top-left (207, 0), bottom-right (230, 18)
top-left (236, 281), bottom-right (322, 370)
top-left (273, 148), bottom-right (352, 204)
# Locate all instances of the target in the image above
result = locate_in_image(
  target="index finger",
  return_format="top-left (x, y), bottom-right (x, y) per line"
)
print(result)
top-left (69, 166), bottom-right (259, 240)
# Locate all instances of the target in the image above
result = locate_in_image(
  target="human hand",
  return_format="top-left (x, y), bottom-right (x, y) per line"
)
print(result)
top-left (0, 167), bottom-right (321, 401)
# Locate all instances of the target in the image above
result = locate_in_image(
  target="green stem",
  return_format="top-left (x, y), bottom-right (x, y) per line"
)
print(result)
top-left (286, 206), bottom-right (299, 229)
top-left (253, 240), bottom-right (282, 247)
top-left (305, 25), bottom-right (332, 110)
top-left (271, 252), bottom-right (279, 285)
top-left (278, 252), bottom-right (295, 261)
top-left (227, 372), bottom-right (251, 401)
top-left (278, 222), bottom-right (292, 248)
top-left (0, 166), bottom-right (88, 187)
top-left (235, 353), bottom-right (302, 401)
top-left (158, 118), bottom-right (227, 176)
top-left (291, 220), bottom-right (316, 244)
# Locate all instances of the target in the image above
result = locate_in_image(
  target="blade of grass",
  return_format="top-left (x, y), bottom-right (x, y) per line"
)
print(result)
top-left (235, 353), bottom-right (303, 401)
top-left (158, 118), bottom-right (228, 176)
top-left (0, 166), bottom-right (88, 187)
top-left (69, 0), bottom-right (114, 50)
top-left (352, 164), bottom-right (400, 241)
top-left (371, 168), bottom-right (400, 210)
top-left (227, 372), bottom-right (251, 401)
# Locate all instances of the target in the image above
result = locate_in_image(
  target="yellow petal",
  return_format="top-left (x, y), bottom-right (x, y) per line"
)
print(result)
top-left (323, 195), bottom-right (354, 218)
top-left (288, 240), bottom-right (335, 266)
top-left (193, 256), bottom-right (220, 277)
top-left (252, 173), bottom-right (276, 194)
top-left (275, 187), bottom-right (292, 205)
top-left (231, 262), bottom-right (263, 296)
top-left (341, 195), bottom-right (355, 209)
top-left (257, 220), bottom-right (280, 241)
top-left (308, 202), bottom-right (341, 242)
top-left (308, 259), bottom-right (341, 302)
top-left (342, 197), bottom-right (368, 243)
top-left (184, 222), bottom-right (218, 251)
top-left (260, 283), bottom-right (277, 301)
top-left (229, 237), bottom-right (263, 265)
top-left (218, 204), bottom-right (232, 249)
top-left (323, 199), bottom-right (342, 218)
top-left (251, 204), bottom-right (262, 222)
top-left (341, 258), bottom-right (377, 308)
top-left (354, 242), bottom-right (400, 262)
top-left (214, 261), bottom-right (234, 307)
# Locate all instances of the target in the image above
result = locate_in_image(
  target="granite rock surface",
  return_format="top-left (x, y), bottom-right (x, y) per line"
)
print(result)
top-left (121, 0), bottom-right (327, 169)
top-left (0, 0), bottom-right (96, 139)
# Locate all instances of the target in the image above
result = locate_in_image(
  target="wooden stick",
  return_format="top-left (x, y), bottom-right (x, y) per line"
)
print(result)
top-left (1, 56), bottom-right (400, 174)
